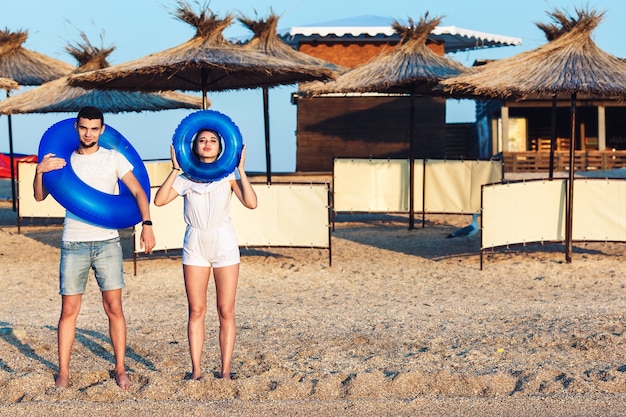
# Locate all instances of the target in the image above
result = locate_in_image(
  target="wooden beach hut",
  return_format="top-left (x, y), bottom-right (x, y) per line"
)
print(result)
top-left (278, 15), bottom-right (521, 172)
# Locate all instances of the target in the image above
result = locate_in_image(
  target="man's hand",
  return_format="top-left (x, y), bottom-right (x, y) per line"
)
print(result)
top-left (140, 225), bottom-right (156, 254)
top-left (37, 153), bottom-right (66, 173)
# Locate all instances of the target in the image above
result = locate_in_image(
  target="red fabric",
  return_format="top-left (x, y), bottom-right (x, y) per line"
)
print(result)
top-left (0, 153), bottom-right (38, 179)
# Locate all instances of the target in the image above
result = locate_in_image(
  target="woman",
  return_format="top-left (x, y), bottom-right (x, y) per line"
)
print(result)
top-left (155, 129), bottom-right (257, 380)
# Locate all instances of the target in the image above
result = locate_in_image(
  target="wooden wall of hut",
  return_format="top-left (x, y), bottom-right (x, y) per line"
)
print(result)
top-left (295, 95), bottom-right (447, 172)
top-left (446, 122), bottom-right (479, 159)
top-left (299, 41), bottom-right (445, 69)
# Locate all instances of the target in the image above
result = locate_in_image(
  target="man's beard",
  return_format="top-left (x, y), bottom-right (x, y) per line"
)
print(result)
top-left (79, 140), bottom-right (97, 148)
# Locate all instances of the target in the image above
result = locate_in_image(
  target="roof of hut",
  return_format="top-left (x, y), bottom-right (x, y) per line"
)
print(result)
top-left (278, 15), bottom-right (521, 53)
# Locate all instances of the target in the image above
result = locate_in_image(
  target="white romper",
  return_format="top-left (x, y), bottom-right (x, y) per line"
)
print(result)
top-left (172, 173), bottom-right (240, 267)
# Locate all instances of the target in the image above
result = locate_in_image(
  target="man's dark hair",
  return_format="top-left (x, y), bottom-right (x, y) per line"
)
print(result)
top-left (77, 106), bottom-right (104, 125)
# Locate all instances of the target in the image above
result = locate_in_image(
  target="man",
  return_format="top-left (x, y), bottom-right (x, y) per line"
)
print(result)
top-left (33, 106), bottom-right (155, 390)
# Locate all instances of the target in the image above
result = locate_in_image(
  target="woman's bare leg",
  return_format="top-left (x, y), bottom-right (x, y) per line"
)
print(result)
top-left (183, 264), bottom-right (210, 380)
top-left (213, 264), bottom-right (239, 379)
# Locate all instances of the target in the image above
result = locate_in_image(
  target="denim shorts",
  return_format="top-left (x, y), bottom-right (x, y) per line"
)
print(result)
top-left (59, 237), bottom-right (124, 295)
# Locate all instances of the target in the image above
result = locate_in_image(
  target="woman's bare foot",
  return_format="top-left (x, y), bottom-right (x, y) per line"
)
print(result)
top-left (190, 372), bottom-right (203, 381)
top-left (220, 372), bottom-right (231, 380)
top-left (55, 374), bottom-right (69, 388)
top-left (115, 372), bottom-right (131, 390)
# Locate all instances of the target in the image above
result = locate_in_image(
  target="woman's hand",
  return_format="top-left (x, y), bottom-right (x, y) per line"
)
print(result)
top-left (169, 144), bottom-right (181, 170)
top-left (238, 145), bottom-right (247, 173)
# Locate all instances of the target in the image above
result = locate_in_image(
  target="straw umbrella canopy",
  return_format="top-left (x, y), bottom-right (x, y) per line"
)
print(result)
top-left (439, 7), bottom-right (626, 263)
top-left (0, 29), bottom-right (75, 85)
top-left (301, 13), bottom-right (469, 229)
top-left (302, 14), bottom-right (467, 95)
top-left (69, 1), bottom-right (337, 111)
top-left (238, 12), bottom-right (342, 183)
top-left (0, 33), bottom-right (204, 115)
top-left (438, 9), bottom-right (626, 99)
top-left (1, 29), bottom-right (76, 210)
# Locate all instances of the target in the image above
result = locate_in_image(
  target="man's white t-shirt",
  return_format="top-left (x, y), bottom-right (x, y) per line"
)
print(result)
top-left (62, 147), bottom-right (133, 242)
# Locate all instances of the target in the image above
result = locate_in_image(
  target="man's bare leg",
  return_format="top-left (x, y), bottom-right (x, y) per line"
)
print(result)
top-left (102, 289), bottom-right (130, 389)
top-left (56, 294), bottom-right (82, 388)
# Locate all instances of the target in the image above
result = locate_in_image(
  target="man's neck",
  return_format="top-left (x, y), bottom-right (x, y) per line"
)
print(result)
top-left (76, 145), bottom-right (99, 155)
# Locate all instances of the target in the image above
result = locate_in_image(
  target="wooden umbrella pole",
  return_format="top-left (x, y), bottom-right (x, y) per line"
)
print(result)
top-left (549, 94), bottom-right (557, 180)
top-left (3, 90), bottom-right (17, 212)
top-left (565, 92), bottom-right (577, 263)
top-left (408, 92), bottom-right (415, 230)
top-left (7, 112), bottom-right (16, 212)
top-left (263, 86), bottom-right (271, 184)
top-left (201, 68), bottom-right (209, 110)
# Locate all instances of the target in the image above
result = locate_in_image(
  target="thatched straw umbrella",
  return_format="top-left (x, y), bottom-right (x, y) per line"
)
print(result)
top-left (302, 14), bottom-right (467, 95)
top-left (0, 33), bottom-right (204, 114)
top-left (533, 10), bottom-right (599, 180)
top-left (1, 29), bottom-right (76, 210)
top-left (439, 9), bottom-right (625, 98)
top-left (301, 13), bottom-right (469, 229)
top-left (0, 29), bottom-right (75, 85)
top-left (439, 7), bottom-right (626, 263)
top-left (69, 1), bottom-right (336, 111)
top-left (238, 12), bottom-right (342, 183)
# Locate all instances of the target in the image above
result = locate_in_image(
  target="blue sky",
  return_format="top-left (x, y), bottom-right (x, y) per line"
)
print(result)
top-left (2, 0), bottom-right (624, 172)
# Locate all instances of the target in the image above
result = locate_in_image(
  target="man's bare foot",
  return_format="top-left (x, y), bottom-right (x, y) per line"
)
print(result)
top-left (220, 372), bottom-right (231, 380)
top-left (190, 373), bottom-right (203, 381)
top-left (115, 372), bottom-right (131, 390)
top-left (55, 374), bottom-right (69, 388)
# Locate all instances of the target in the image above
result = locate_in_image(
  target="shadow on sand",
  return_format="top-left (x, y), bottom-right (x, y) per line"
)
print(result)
top-left (3, 202), bottom-right (620, 265)
top-left (332, 212), bottom-right (620, 261)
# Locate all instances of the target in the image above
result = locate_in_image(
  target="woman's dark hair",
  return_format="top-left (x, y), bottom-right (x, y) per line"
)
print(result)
top-left (192, 129), bottom-right (223, 159)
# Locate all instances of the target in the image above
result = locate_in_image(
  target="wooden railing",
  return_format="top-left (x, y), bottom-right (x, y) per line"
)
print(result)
top-left (502, 150), bottom-right (626, 173)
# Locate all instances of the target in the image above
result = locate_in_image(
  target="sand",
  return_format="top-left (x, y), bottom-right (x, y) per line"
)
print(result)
top-left (2, 180), bottom-right (626, 416)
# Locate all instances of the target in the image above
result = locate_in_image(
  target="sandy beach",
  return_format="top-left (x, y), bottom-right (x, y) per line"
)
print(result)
top-left (2, 178), bottom-right (626, 416)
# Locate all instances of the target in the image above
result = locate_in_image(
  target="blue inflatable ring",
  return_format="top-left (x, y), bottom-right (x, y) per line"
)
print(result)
top-left (172, 110), bottom-right (243, 182)
top-left (38, 118), bottom-right (150, 229)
